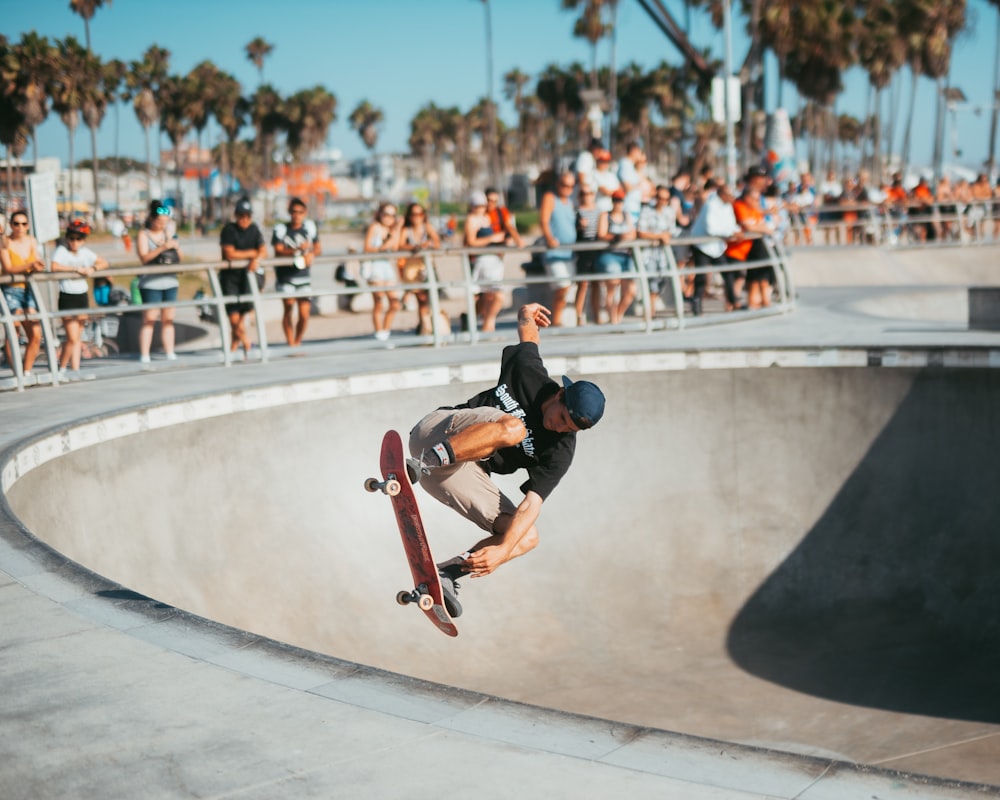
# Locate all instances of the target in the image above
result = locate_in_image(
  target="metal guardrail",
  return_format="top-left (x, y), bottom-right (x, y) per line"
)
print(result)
top-left (1, 234), bottom-right (793, 392)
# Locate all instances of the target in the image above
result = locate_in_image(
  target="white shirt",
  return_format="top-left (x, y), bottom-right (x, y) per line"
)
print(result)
top-left (690, 192), bottom-right (741, 258)
top-left (52, 244), bottom-right (98, 295)
top-left (618, 157), bottom-right (642, 219)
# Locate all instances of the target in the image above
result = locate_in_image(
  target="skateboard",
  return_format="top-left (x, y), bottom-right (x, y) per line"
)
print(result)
top-left (365, 429), bottom-right (459, 637)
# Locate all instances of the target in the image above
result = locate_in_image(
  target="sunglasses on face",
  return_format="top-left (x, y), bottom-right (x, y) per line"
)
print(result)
top-left (11, 220), bottom-right (28, 227)
top-left (155, 207), bottom-right (170, 216)
top-left (67, 234), bottom-right (85, 241)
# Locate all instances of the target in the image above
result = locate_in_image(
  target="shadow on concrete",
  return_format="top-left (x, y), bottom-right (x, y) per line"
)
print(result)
top-left (727, 369), bottom-right (1000, 723)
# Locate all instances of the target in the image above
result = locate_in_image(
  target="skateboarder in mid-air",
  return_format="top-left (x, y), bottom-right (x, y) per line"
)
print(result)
top-left (407, 302), bottom-right (606, 617)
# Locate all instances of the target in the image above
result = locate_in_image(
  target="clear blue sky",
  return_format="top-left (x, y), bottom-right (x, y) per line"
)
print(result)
top-left (7, 0), bottom-right (1000, 173)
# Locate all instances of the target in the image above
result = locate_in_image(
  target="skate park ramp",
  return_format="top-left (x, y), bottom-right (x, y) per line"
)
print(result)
top-left (6, 361), bottom-right (1000, 783)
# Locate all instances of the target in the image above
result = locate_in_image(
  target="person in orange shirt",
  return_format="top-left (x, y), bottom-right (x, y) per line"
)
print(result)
top-left (910, 177), bottom-right (935, 242)
top-left (726, 166), bottom-right (776, 309)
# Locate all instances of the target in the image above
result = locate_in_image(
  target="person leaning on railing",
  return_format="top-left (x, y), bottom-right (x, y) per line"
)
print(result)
top-left (690, 180), bottom-right (743, 313)
top-left (1, 209), bottom-right (45, 377)
top-left (219, 198), bottom-right (267, 360)
top-left (50, 220), bottom-right (108, 380)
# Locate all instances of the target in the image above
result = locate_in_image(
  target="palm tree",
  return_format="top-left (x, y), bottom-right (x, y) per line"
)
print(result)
top-left (70, 0), bottom-right (112, 223)
top-left (502, 67), bottom-right (531, 171)
top-left (856, 0), bottom-right (906, 181)
top-left (2, 32), bottom-right (55, 166)
top-left (244, 37), bottom-right (274, 86)
top-left (101, 58), bottom-right (127, 214)
top-left (536, 63), bottom-right (584, 169)
top-left (898, 0), bottom-right (968, 178)
top-left (561, 0), bottom-right (613, 90)
top-left (248, 83), bottom-right (284, 192)
top-left (50, 36), bottom-right (91, 210)
top-left (212, 71), bottom-right (246, 202)
top-left (348, 99), bottom-right (384, 154)
top-left (69, 0), bottom-right (111, 53)
top-left (78, 47), bottom-right (110, 221)
top-left (158, 73), bottom-right (194, 207)
top-left (283, 86), bottom-right (337, 162)
top-left (185, 60), bottom-right (221, 159)
top-left (126, 45), bottom-right (170, 199)
top-left (0, 35), bottom-right (30, 202)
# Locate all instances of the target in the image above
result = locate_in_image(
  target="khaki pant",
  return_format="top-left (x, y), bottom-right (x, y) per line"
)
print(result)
top-left (409, 407), bottom-right (518, 533)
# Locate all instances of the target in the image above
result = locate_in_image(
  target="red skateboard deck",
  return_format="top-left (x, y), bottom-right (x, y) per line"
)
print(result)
top-left (366, 430), bottom-right (458, 637)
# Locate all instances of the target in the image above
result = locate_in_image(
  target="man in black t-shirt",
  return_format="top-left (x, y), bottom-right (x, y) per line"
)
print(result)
top-left (408, 303), bottom-right (606, 617)
top-left (219, 197), bottom-right (267, 358)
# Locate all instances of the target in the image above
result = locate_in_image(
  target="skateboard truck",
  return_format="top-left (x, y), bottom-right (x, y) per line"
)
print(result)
top-left (396, 585), bottom-right (434, 611)
top-left (364, 475), bottom-right (401, 496)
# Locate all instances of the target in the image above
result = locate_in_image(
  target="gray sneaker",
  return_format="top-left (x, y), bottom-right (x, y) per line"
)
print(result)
top-left (405, 457), bottom-right (424, 485)
top-left (438, 570), bottom-right (462, 618)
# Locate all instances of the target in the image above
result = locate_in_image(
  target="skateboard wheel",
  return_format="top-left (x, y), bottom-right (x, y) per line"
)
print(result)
top-left (396, 590), bottom-right (412, 606)
top-left (364, 477), bottom-right (381, 493)
top-left (417, 593), bottom-right (434, 611)
top-left (384, 479), bottom-right (401, 497)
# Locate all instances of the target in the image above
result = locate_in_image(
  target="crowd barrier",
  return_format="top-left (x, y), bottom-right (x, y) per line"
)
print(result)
top-left (0, 234), bottom-right (795, 392)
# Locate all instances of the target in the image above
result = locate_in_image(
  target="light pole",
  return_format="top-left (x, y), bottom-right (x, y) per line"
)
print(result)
top-left (722, 0), bottom-right (738, 186)
top-left (482, 0), bottom-right (500, 190)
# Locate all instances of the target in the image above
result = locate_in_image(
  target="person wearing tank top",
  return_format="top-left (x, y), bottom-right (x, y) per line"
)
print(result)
top-left (1, 210), bottom-right (45, 376)
top-left (596, 190), bottom-right (637, 324)
top-left (539, 172), bottom-right (578, 326)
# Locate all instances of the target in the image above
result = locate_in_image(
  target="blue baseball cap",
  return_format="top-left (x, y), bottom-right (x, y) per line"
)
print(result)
top-left (561, 376), bottom-right (605, 430)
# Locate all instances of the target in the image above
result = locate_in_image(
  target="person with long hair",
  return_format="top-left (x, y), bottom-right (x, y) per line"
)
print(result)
top-left (398, 202), bottom-right (441, 335)
top-left (136, 200), bottom-right (182, 363)
top-left (1, 210), bottom-right (45, 377)
top-left (363, 202), bottom-right (402, 341)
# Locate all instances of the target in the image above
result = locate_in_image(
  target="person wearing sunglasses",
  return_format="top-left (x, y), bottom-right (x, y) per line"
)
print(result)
top-left (219, 197), bottom-right (267, 359)
top-left (538, 172), bottom-right (578, 326)
top-left (51, 220), bottom-right (108, 379)
top-left (1, 210), bottom-right (45, 377)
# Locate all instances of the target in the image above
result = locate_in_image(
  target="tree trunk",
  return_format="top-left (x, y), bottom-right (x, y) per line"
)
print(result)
top-left (144, 124), bottom-right (153, 203)
top-left (89, 124), bottom-right (102, 228)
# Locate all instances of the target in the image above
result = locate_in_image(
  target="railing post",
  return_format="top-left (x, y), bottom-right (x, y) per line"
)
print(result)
top-left (246, 266), bottom-right (269, 363)
top-left (28, 275), bottom-right (63, 386)
top-left (423, 253), bottom-right (444, 347)
top-left (206, 267), bottom-right (232, 366)
top-left (629, 242), bottom-right (655, 334)
top-left (460, 251), bottom-right (479, 345)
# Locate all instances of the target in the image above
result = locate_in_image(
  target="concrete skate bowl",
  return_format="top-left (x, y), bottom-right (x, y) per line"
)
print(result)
top-left (4, 353), bottom-right (1000, 781)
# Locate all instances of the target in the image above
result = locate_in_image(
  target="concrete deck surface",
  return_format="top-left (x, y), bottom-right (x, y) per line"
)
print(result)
top-left (2, 244), bottom-right (1000, 799)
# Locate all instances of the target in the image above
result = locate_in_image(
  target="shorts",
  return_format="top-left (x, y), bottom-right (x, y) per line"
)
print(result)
top-left (275, 266), bottom-right (311, 293)
top-left (576, 248), bottom-right (599, 276)
top-left (597, 252), bottom-right (633, 275)
top-left (58, 292), bottom-right (90, 312)
top-left (219, 268), bottom-right (254, 314)
top-left (365, 259), bottom-right (397, 283)
top-left (409, 407), bottom-right (518, 534)
top-left (544, 254), bottom-right (575, 290)
top-left (471, 254), bottom-right (505, 292)
top-left (2, 285), bottom-right (38, 312)
top-left (139, 286), bottom-right (178, 304)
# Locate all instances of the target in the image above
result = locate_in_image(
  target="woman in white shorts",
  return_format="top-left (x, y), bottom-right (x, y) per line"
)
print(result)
top-left (465, 191), bottom-right (508, 331)
top-left (363, 202), bottom-right (402, 341)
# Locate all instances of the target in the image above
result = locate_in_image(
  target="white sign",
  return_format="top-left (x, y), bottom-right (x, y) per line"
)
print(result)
top-left (26, 172), bottom-right (60, 244)
top-left (711, 76), bottom-right (742, 124)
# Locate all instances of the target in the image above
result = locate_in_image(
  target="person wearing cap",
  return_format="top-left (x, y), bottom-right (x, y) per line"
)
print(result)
top-left (272, 197), bottom-right (321, 347)
top-left (407, 302), bottom-right (606, 617)
top-left (219, 197), bottom-right (267, 358)
top-left (50, 220), bottom-right (108, 379)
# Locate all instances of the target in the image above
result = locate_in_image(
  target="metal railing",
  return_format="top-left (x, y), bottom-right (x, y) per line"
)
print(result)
top-left (1, 234), bottom-right (793, 393)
